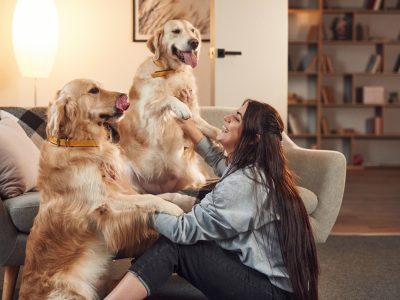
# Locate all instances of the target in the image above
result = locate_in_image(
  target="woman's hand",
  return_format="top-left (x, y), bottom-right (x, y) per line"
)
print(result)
top-left (175, 89), bottom-right (192, 105)
top-left (178, 118), bottom-right (204, 144)
top-left (175, 88), bottom-right (203, 144)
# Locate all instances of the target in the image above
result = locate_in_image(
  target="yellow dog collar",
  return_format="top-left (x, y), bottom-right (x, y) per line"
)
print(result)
top-left (47, 136), bottom-right (98, 147)
top-left (151, 60), bottom-right (175, 78)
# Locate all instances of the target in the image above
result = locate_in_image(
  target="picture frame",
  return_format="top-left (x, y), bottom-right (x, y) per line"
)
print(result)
top-left (133, 0), bottom-right (210, 42)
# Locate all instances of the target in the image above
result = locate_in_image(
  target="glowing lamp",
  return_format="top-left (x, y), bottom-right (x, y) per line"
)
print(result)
top-left (12, 0), bottom-right (59, 104)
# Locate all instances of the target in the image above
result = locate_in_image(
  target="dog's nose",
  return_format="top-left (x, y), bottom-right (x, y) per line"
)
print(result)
top-left (188, 39), bottom-right (199, 50)
top-left (116, 94), bottom-right (130, 111)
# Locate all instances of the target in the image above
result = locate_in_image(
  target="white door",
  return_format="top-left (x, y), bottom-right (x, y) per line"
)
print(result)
top-left (210, 0), bottom-right (288, 122)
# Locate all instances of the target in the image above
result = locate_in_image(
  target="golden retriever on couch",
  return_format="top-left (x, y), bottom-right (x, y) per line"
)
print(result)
top-left (19, 79), bottom-right (183, 300)
top-left (118, 19), bottom-right (220, 194)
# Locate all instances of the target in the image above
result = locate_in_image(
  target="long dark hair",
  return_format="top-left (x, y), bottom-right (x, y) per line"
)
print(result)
top-left (227, 99), bottom-right (319, 300)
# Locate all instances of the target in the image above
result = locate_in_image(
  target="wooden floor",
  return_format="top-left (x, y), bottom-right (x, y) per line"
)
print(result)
top-left (331, 168), bottom-right (400, 235)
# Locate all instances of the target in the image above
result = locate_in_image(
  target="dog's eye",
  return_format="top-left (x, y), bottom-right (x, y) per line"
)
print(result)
top-left (172, 29), bottom-right (181, 34)
top-left (191, 28), bottom-right (195, 33)
top-left (88, 87), bottom-right (99, 94)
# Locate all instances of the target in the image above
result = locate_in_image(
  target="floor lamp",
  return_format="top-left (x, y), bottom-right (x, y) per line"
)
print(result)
top-left (12, 0), bottom-right (59, 107)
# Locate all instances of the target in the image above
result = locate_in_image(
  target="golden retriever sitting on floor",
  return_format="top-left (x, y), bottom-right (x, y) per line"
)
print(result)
top-left (119, 19), bottom-right (221, 194)
top-left (19, 79), bottom-right (183, 300)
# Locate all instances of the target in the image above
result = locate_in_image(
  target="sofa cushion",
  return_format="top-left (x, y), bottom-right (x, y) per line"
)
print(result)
top-left (297, 186), bottom-right (318, 214)
top-left (3, 192), bottom-right (40, 233)
top-left (0, 117), bottom-right (40, 199)
top-left (0, 107), bottom-right (47, 149)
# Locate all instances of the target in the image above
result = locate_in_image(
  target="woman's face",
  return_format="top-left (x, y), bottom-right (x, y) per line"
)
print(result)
top-left (216, 102), bottom-right (249, 154)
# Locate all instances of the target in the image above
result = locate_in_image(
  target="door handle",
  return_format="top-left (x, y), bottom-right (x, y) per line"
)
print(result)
top-left (217, 48), bottom-right (242, 58)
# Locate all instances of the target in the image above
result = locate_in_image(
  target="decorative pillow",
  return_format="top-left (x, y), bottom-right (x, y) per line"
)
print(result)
top-left (0, 117), bottom-right (40, 199)
top-left (0, 108), bottom-right (47, 149)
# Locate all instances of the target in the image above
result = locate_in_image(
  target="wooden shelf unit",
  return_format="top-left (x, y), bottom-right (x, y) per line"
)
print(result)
top-left (288, 0), bottom-right (400, 167)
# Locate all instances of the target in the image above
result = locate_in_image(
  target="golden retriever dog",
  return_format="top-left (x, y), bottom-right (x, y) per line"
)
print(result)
top-left (19, 79), bottom-right (183, 300)
top-left (119, 19), bottom-right (220, 194)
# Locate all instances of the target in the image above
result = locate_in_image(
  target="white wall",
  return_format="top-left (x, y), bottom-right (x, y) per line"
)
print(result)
top-left (0, 0), bottom-right (287, 117)
top-left (0, 0), bottom-right (211, 107)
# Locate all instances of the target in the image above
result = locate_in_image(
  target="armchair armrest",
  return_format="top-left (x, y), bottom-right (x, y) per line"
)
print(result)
top-left (283, 133), bottom-right (347, 242)
top-left (0, 199), bottom-right (19, 265)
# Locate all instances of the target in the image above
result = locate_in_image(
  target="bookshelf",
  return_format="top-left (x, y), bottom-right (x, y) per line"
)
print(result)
top-left (288, 0), bottom-right (400, 167)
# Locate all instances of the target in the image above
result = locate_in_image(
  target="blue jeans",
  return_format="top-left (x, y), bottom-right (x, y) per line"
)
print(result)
top-left (129, 236), bottom-right (293, 300)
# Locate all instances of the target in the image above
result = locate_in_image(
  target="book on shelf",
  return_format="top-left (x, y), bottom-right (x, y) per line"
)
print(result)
top-left (364, 0), bottom-right (373, 9)
top-left (343, 80), bottom-right (352, 103)
top-left (373, 0), bottom-right (383, 10)
top-left (306, 25), bottom-right (319, 41)
top-left (356, 87), bottom-right (365, 103)
top-left (321, 86), bottom-right (335, 104)
top-left (374, 116), bottom-right (383, 135)
top-left (306, 55), bottom-right (318, 72)
top-left (356, 23), bottom-right (363, 40)
top-left (297, 53), bottom-right (317, 72)
top-left (320, 116), bottom-right (330, 134)
top-left (371, 55), bottom-right (382, 73)
top-left (288, 113), bottom-right (305, 135)
top-left (365, 0), bottom-right (383, 10)
top-left (356, 23), bottom-right (370, 41)
top-left (365, 55), bottom-right (375, 72)
top-left (365, 54), bottom-right (382, 74)
top-left (393, 54), bottom-right (400, 73)
top-left (321, 54), bottom-right (334, 73)
top-left (366, 116), bottom-right (383, 135)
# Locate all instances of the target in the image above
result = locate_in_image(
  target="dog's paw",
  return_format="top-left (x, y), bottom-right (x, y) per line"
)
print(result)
top-left (158, 193), bottom-right (196, 213)
top-left (158, 199), bottom-right (184, 216)
top-left (168, 96), bottom-right (192, 120)
top-left (157, 193), bottom-right (176, 202)
top-left (142, 194), bottom-right (184, 216)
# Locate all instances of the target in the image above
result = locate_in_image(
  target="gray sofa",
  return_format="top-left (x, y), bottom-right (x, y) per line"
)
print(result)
top-left (0, 106), bottom-right (346, 300)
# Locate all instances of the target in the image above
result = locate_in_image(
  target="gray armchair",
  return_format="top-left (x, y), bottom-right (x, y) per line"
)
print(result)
top-left (0, 106), bottom-right (346, 300)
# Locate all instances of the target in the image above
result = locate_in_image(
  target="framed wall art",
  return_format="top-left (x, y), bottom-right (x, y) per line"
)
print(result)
top-left (133, 0), bottom-right (210, 42)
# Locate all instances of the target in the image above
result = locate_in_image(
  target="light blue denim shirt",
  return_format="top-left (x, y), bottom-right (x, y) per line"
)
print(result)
top-left (154, 137), bottom-right (292, 292)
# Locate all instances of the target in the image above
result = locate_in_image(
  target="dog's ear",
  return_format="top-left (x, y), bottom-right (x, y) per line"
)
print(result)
top-left (46, 92), bottom-right (78, 138)
top-left (147, 28), bottom-right (164, 60)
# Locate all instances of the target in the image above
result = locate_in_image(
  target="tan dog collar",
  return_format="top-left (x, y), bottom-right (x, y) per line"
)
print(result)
top-left (47, 136), bottom-right (98, 147)
top-left (151, 60), bottom-right (175, 78)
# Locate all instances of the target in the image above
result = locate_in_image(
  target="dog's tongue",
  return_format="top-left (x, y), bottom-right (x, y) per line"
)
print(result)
top-left (116, 94), bottom-right (130, 111)
top-left (182, 51), bottom-right (198, 68)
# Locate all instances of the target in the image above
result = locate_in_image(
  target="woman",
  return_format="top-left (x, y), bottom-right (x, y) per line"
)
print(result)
top-left (106, 100), bottom-right (319, 300)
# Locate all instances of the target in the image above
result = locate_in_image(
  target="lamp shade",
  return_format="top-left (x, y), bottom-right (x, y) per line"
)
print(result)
top-left (12, 0), bottom-right (59, 78)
